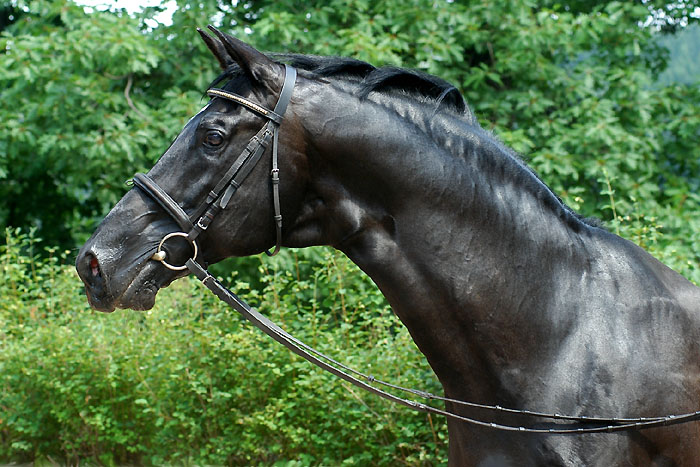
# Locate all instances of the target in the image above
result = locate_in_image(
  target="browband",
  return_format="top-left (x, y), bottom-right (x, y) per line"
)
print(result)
top-left (206, 89), bottom-right (283, 124)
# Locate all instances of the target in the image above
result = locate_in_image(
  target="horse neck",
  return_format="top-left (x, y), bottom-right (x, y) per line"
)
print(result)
top-left (298, 83), bottom-right (595, 397)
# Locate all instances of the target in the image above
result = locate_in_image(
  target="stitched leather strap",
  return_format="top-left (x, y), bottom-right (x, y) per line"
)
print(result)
top-left (185, 258), bottom-right (700, 434)
top-left (206, 89), bottom-right (282, 123)
top-left (132, 173), bottom-right (193, 232)
top-left (266, 65), bottom-right (296, 256)
top-left (136, 65), bottom-right (297, 254)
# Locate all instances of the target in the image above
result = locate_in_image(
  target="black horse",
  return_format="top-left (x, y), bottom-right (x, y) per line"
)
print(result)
top-left (76, 28), bottom-right (700, 466)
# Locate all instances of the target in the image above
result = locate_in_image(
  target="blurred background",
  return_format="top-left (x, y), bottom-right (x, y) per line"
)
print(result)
top-left (1, 0), bottom-right (699, 464)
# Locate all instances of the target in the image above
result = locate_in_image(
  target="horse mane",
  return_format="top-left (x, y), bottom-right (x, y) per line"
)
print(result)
top-left (283, 54), bottom-right (473, 118)
top-left (209, 53), bottom-right (600, 230)
top-left (210, 53), bottom-right (478, 125)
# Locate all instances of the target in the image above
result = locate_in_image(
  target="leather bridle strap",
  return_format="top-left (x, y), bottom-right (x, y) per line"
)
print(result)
top-left (185, 258), bottom-right (700, 434)
top-left (133, 172), bottom-right (193, 233)
top-left (267, 64), bottom-right (296, 256)
top-left (205, 65), bottom-right (296, 257)
top-left (132, 64), bottom-right (297, 268)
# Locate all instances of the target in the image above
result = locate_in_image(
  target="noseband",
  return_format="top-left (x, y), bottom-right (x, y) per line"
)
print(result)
top-left (132, 65), bottom-right (297, 269)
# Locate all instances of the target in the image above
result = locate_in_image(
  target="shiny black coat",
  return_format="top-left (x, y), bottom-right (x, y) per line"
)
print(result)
top-left (77, 30), bottom-right (700, 466)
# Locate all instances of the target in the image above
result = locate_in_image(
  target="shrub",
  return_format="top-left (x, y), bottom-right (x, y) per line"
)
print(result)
top-left (0, 229), bottom-right (447, 465)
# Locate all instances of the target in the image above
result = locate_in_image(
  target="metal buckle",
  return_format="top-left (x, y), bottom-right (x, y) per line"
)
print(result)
top-left (196, 217), bottom-right (209, 231)
top-left (151, 232), bottom-right (198, 271)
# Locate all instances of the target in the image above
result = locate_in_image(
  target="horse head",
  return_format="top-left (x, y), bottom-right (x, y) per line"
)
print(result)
top-left (76, 28), bottom-right (311, 312)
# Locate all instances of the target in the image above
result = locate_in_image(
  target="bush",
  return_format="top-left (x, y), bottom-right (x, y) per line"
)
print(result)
top-left (0, 228), bottom-right (447, 465)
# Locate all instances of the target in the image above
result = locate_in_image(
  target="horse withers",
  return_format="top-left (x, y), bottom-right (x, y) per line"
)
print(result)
top-left (76, 28), bottom-right (700, 466)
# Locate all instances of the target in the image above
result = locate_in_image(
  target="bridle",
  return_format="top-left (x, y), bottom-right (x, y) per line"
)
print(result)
top-left (132, 64), bottom-right (297, 269)
top-left (130, 63), bottom-right (700, 434)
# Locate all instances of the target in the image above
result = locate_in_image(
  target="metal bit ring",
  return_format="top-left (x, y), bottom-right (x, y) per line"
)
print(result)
top-left (151, 232), bottom-right (198, 271)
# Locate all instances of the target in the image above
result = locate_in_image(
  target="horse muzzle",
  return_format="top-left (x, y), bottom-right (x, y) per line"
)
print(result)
top-left (75, 242), bottom-right (177, 312)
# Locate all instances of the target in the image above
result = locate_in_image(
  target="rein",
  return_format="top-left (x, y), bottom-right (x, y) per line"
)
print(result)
top-left (132, 64), bottom-right (700, 434)
top-left (185, 258), bottom-right (700, 434)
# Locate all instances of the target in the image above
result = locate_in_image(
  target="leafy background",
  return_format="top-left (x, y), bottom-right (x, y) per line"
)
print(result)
top-left (1, 0), bottom-right (699, 464)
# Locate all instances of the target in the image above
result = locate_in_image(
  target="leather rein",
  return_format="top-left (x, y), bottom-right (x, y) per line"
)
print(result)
top-left (131, 65), bottom-right (700, 434)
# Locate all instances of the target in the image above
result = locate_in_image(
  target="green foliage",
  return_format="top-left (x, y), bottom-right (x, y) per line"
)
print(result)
top-left (0, 0), bottom-right (207, 247)
top-left (1, 0), bottom-right (699, 279)
top-left (2, 0), bottom-right (700, 463)
top-left (1, 229), bottom-right (446, 464)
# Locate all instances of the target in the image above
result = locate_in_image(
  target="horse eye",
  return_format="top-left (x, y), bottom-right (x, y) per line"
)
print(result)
top-left (204, 130), bottom-right (224, 147)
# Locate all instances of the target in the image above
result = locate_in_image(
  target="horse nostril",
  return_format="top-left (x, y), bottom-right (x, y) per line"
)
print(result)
top-left (88, 253), bottom-right (101, 278)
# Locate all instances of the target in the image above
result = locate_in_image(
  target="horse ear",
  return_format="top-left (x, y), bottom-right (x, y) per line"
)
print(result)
top-left (197, 27), bottom-right (233, 70)
top-left (206, 26), bottom-right (283, 90)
